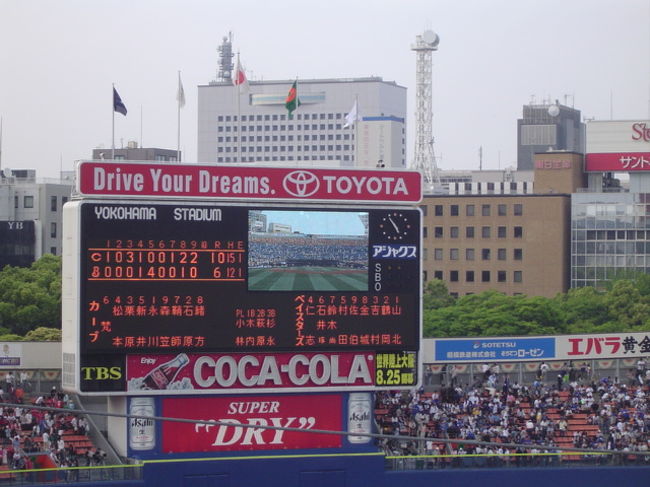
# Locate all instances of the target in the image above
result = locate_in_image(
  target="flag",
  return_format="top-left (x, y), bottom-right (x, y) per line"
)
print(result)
top-left (232, 59), bottom-right (248, 90)
top-left (343, 100), bottom-right (359, 128)
top-left (285, 80), bottom-right (300, 118)
top-left (177, 73), bottom-right (186, 108)
top-left (113, 87), bottom-right (127, 116)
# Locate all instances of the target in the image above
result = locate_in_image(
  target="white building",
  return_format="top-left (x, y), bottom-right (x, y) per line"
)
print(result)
top-left (0, 169), bottom-right (73, 264)
top-left (197, 77), bottom-right (406, 168)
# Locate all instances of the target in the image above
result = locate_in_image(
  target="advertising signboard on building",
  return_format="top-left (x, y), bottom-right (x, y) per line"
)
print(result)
top-left (585, 120), bottom-right (650, 172)
top-left (76, 161), bottom-right (422, 204)
top-left (62, 163), bottom-right (422, 395)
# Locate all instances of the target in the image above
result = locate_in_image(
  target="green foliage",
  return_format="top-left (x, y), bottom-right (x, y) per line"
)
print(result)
top-left (0, 255), bottom-right (62, 336)
top-left (423, 278), bottom-right (650, 338)
top-left (24, 327), bottom-right (61, 341)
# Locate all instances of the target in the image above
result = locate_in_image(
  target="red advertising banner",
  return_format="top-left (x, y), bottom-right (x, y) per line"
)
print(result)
top-left (556, 332), bottom-right (650, 360)
top-left (585, 152), bottom-right (650, 172)
top-left (126, 351), bottom-right (376, 394)
top-left (77, 161), bottom-right (422, 203)
top-left (161, 394), bottom-right (342, 452)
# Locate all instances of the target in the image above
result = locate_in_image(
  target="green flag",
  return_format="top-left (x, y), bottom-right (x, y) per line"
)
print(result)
top-left (285, 80), bottom-right (300, 118)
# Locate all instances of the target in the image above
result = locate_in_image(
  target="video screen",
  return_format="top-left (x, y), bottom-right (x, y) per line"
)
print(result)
top-left (248, 210), bottom-right (369, 291)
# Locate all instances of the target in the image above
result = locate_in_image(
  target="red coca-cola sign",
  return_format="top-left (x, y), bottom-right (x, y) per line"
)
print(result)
top-left (76, 161), bottom-right (422, 203)
top-left (126, 351), bottom-right (376, 394)
top-left (161, 394), bottom-right (342, 452)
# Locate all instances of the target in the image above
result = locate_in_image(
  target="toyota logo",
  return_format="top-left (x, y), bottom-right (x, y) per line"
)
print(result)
top-left (282, 170), bottom-right (320, 197)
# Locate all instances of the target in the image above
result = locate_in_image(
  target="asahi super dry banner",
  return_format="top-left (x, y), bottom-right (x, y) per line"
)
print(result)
top-left (161, 394), bottom-right (342, 452)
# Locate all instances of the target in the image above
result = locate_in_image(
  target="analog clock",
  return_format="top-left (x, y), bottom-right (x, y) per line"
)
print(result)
top-left (380, 211), bottom-right (411, 241)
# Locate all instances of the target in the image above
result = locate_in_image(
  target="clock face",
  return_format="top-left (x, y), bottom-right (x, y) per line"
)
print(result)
top-left (380, 211), bottom-right (411, 241)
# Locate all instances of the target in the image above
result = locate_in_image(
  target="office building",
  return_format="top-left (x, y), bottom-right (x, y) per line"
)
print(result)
top-left (197, 77), bottom-right (406, 167)
top-left (571, 120), bottom-right (650, 289)
top-left (91, 142), bottom-right (179, 162)
top-left (517, 101), bottom-right (584, 170)
top-left (0, 168), bottom-right (73, 264)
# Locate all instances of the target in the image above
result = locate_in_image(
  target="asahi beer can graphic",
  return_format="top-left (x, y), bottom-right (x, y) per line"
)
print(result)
top-left (129, 397), bottom-right (156, 451)
top-left (347, 392), bottom-right (372, 444)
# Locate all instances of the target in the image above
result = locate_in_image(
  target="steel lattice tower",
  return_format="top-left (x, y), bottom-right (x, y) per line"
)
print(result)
top-left (411, 31), bottom-right (440, 190)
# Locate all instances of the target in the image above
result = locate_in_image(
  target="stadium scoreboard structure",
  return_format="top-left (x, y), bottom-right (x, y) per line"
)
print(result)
top-left (62, 161), bottom-right (423, 395)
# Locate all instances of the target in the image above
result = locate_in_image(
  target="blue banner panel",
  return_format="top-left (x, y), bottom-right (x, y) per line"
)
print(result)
top-left (435, 337), bottom-right (555, 362)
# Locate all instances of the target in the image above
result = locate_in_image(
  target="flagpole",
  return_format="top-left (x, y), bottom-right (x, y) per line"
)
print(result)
top-left (0, 116), bottom-right (3, 174)
top-left (140, 105), bottom-right (143, 148)
top-left (236, 53), bottom-right (242, 162)
top-left (177, 71), bottom-right (181, 162)
top-left (354, 94), bottom-right (359, 166)
top-left (111, 83), bottom-right (115, 160)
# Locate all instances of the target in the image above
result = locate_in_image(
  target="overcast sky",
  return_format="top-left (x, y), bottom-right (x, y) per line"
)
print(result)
top-left (0, 0), bottom-right (648, 178)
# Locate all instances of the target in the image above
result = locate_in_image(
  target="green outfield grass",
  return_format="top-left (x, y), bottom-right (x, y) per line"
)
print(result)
top-left (248, 266), bottom-right (367, 291)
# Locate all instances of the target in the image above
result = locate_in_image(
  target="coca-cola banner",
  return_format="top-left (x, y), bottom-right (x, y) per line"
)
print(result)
top-left (161, 394), bottom-right (342, 452)
top-left (77, 161), bottom-right (422, 203)
top-left (126, 351), bottom-right (376, 394)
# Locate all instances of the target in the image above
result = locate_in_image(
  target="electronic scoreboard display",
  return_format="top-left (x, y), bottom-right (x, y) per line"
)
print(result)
top-left (65, 200), bottom-right (421, 394)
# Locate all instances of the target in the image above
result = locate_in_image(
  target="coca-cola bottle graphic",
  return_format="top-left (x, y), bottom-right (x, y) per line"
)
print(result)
top-left (142, 353), bottom-right (189, 390)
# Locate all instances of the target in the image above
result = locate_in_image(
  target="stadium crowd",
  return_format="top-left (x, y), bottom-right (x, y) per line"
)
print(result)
top-left (0, 379), bottom-right (99, 471)
top-left (249, 233), bottom-right (367, 269)
top-left (375, 359), bottom-right (650, 465)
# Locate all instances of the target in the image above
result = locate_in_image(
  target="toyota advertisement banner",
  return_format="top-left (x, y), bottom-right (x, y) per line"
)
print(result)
top-left (160, 394), bottom-right (343, 453)
top-left (76, 161), bottom-right (422, 203)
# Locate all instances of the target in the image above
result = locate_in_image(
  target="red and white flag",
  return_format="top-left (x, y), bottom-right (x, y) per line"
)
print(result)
top-left (233, 59), bottom-right (248, 90)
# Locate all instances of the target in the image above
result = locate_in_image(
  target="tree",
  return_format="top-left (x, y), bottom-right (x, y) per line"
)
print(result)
top-left (423, 279), bottom-right (455, 310)
top-left (24, 327), bottom-right (61, 341)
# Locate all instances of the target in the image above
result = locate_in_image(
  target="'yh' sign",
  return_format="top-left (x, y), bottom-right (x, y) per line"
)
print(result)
top-left (161, 395), bottom-right (342, 452)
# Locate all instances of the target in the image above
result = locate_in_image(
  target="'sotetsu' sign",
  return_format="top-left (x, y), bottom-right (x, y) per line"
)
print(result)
top-left (76, 161), bottom-right (422, 203)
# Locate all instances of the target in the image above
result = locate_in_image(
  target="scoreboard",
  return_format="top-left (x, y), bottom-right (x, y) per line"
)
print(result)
top-left (62, 162), bottom-right (422, 396)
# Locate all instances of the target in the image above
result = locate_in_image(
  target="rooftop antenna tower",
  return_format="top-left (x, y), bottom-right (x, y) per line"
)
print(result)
top-left (217, 32), bottom-right (234, 83)
top-left (411, 30), bottom-right (441, 191)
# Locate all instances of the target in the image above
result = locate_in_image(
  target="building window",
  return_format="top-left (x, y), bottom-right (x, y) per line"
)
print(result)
top-left (423, 227), bottom-right (428, 238)
top-left (434, 270), bottom-right (443, 280)
top-left (514, 204), bottom-right (523, 216)
top-left (497, 248), bottom-right (507, 260)
top-left (514, 248), bottom-right (523, 260)
top-left (423, 270), bottom-right (428, 282)
top-left (14, 196), bottom-right (18, 208)
top-left (434, 248), bottom-right (443, 260)
top-left (482, 248), bottom-right (491, 260)
top-left (419, 205), bottom-right (427, 216)
top-left (450, 226), bottom-right (459, 238)
top-left (434, 205), bottom-right (443, 216)
top-left (24, 196), bottom-right (34, 208)
top-left (450, 205), bottom-right (459, 216)
top-left (481, 271), bottom-right (490, 282)
top-left (466, 226), bottom-right (475, 238)
top-left (498, 226), bottom-right (507, 238)
top-left (514, 271), bottom-right (523, 283)
top-left (50, 196), bottom-right (57, 211)
top-left (465, 271), bottom-right (475, 282)
top-left (50, 247), bottom-right (57, 255)
top-left (450, 248), bottom-right (459, 260)
top-left (466, 248), bottom-right (475, 261)
top-left (482, 226), bottom-right (491, 238)
top-left (498, 204), bottom-right (507, 216)
top-left (450, 270), bottom-right (459, 282)
top-left (466, 205), bottom-right (475, 216)
top-left (50, 222), bottom-right (57, 238)
top-left (434, 227), bottom-right (443, 238)
top-left (62, 197), bottom-right (68, 205)
top-left (514, 226), bottom-right (523, 238)
top-left (497, 270), bottom-right (506, 282)
top-left (481, 204), bottom-right (490, 216)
